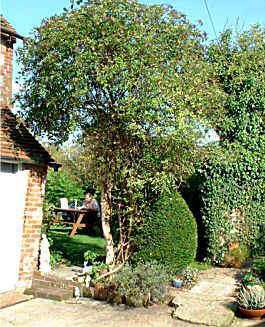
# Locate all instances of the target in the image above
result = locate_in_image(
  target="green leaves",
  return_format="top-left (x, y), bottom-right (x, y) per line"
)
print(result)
top-left (45, 169), bottom-right (84, 206)
top-left (16, 0), bottom-right (228, 266)
top-left (198, 26), bottom-right (265, 263)
top-left (133, 191), bottom-right (197, 273)
top-left (113, 262), bottom-right (170, 307)
top-left (17, 0), bottom-right (220, 144)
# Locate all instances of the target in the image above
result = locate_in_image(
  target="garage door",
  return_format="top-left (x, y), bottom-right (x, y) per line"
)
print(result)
top-left (0, 162), bottom-right (28, 293)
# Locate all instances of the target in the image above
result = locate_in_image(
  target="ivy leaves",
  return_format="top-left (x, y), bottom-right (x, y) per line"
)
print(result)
top-left (200, 26), bottom-right (265, 263)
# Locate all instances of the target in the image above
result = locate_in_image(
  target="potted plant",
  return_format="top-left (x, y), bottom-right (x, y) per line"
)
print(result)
top-left (237, 285), bottom-right (265, 320)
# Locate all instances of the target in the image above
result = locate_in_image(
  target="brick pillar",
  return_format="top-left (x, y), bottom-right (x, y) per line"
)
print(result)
top-left (18, 164), bottom-right (48, 288)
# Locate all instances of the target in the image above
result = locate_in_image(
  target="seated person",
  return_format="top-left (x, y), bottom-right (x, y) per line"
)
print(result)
top-left (79, 192), bottom-right (101, 235)
top-left (57, 193), bottom-right (101, 234)
top-left (79, 192), bottom-right (100, 218)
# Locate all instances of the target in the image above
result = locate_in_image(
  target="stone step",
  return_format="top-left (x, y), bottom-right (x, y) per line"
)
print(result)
top-left (32, 270), bottom-right (81, 290)
top-left (24, 287), bottom-right (73, 301)
top-left (0, 292), bottom-right (33, 309)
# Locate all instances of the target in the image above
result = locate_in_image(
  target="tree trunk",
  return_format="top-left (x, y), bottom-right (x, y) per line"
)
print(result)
top-left (101, 184), bottom-right (115, 267)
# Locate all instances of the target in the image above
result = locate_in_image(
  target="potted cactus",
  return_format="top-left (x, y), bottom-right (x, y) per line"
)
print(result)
top-left (237, 286), bottom-right (265, 320)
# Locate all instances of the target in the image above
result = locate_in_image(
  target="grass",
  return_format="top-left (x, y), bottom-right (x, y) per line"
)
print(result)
top-left (189, 261), bottom-right (213, 271)
top-left (47, 225), bottom-right (105, 266)
top-left (46, 225), bottom-right (212, 271)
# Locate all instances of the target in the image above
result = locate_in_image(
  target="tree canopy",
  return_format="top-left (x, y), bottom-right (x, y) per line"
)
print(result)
top-left (16, 0), bottom-right (224, 266)
top-left (208, 25), bottom-right (265, 145)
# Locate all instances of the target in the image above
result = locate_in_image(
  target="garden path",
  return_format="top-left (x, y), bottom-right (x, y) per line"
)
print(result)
top-left (0, 267), bottom-right (263, 327)
top-left (172, 267), bottom-right (262, 326)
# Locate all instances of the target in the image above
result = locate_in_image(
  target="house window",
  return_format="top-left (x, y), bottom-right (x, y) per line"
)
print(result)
top-left (0, 162), bottom-right (18, 174)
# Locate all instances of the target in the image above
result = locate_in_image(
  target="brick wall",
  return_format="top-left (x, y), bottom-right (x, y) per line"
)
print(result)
top-left (18, 164), bottom-right (47, 288)
top-left (32, 271), bottom-right (82, 291)
top-left (0, 16), bottom-right (55, 291)
top-left (0, 37), bottom-right (15, 108)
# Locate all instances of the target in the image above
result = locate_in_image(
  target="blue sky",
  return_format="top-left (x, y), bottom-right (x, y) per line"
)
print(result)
top-left (2, 0), bottom-right (265, 40)
top-left (1, 0), bottom-right (265, 97)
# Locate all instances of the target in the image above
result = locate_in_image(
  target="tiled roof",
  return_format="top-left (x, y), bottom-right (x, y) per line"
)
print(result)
top-left (0, 15), bottom-right (17, 34)
top-left (0, 107), bottom-right (56, 166)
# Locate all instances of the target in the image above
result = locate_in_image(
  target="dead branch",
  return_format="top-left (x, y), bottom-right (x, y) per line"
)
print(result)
top-left (95, 263), bottom-right (124, 281)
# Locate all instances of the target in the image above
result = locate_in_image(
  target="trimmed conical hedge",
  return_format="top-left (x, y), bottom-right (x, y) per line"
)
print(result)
top-left (133, 191), bottom-right (198, 273)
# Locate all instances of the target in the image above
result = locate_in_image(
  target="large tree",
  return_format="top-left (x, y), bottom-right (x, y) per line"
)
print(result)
top-left (16, 0), bottom-right (223, 267)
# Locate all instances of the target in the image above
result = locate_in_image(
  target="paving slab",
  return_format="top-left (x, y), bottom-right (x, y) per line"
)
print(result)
top-left (0, 298), bottom-right (202, 327)
top-left (0, 292), bottom-right (33, 309)
top-left (172, 292), bottom-right (236, 327)
top-left (0, 317), bottom-right (14, 327)
top-left (52, 264), bottom-right (82, 280)
top-left (172, 268), bottom-right (240, 327)
top-left (1, 297), bottom-right (262, 327)
top-left (1, 267), bottom-right (261, 327)
top-left (190, 276), bottom-right (237, 297)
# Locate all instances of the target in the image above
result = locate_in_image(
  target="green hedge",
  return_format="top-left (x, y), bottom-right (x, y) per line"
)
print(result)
top-left (133, 191), bottom-right (198, 273)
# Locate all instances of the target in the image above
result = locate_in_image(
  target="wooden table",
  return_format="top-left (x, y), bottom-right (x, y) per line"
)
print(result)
top-left (54, 208), bottom-right (91, 238)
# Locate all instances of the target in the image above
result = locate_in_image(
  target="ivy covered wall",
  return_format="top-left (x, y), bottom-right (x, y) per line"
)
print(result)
top-left (196, 27), bottom-right (265, 263)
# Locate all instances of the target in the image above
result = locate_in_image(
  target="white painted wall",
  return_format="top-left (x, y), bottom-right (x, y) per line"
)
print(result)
top-left (0, 162), bottom-right (29, 292)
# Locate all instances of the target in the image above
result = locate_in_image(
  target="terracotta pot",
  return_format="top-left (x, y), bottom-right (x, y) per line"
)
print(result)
top-left (94, 284), bottom-right (109, 301)
top-left (229, 242), bottom-right (239, 251)
top-left (239, 307), bottom-right (265, 320)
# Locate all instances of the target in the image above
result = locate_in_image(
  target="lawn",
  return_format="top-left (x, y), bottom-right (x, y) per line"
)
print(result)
top-left (47, 226), bottom-right (211, 271)
top-left (47, 225), bottom-right (105, 266)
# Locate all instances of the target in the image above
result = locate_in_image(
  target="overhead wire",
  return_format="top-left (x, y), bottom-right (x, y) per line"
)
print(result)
top-left (203, 0), bottom-right (218, 40)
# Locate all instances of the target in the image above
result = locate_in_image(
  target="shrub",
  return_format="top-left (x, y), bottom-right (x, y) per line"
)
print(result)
top-left (181, 266), bottom-right (199, 288)
top-left (84, 249), bottom-right (101, 265)
top-left (83, 250), bottom-right (109, 283)
top-left (239, 259), bottom-right (265, 291)
top-left (222, 245), bottom-right (250, 268)
top-left (112, 262), bottom-right (170, 307)
top-left (45, 169), bottom-right (84, 206)
top-left (240, 273), bottom-right (262, 288)
top-left (253, 258), bottom-right (265, 281)
top-left (42, 202), bottom-right (56, 232)
top-left (133, 191), bottom-right (198, 273)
